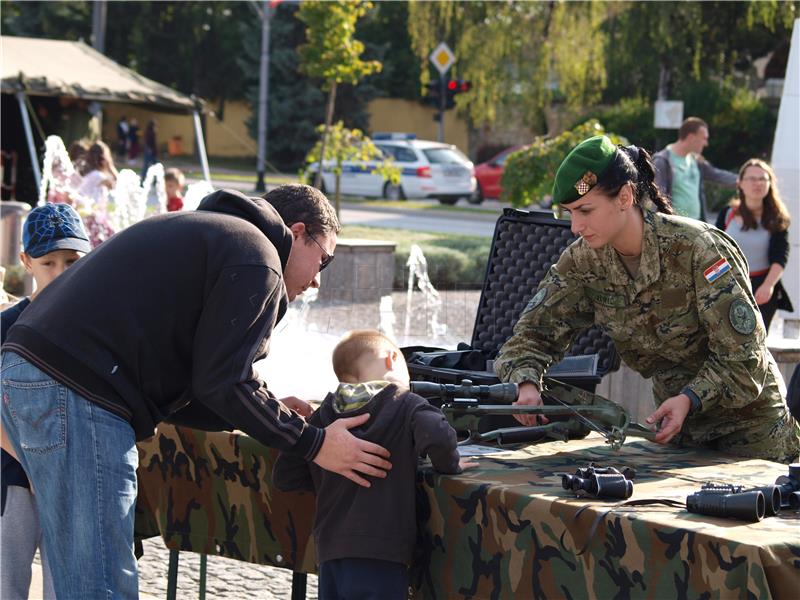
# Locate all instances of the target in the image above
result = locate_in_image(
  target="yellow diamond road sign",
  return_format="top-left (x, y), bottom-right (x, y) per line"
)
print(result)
top-left (430, 42), bottom-right (455, 75)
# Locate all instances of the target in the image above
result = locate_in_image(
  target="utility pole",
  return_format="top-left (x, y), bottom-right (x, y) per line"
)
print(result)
top-left (91, 1), bottom-right (107, 54)
top-left (91, 1), bottom-right (108, 138)
top-left (438, 74), bottom-right (445, 143)
top-left (429, 43), bottom-right (455, 144)
top-left (254, 2), bottom-right (272, 193)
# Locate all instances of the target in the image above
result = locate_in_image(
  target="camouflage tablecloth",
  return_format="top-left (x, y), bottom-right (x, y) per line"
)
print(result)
top-left (135, 425), bottom-right (800, 599)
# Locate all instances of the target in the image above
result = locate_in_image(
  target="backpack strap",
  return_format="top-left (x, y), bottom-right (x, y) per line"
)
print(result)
top-left (724, 206), bottom-right (736, 230)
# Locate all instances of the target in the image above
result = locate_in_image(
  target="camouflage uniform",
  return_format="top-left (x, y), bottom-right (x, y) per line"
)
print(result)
top-left (495, 209), bottom-right (800, 463)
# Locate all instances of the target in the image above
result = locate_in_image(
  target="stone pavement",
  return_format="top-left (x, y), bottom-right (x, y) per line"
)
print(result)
top-left (137, 538), bottom-right (319, 600)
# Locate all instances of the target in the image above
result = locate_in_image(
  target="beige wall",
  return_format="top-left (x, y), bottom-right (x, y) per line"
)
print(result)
top-left (101, 100), bottom-right (255, 158)
top-left (367, 98), bottom-right (469, 153)
top-left (102, 98), bottom-right (469, 160)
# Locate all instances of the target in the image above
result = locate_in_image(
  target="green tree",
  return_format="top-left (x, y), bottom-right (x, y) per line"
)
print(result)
top-left (407, 1), bottom-right (607, 131)
top-left (303, 122), bottom-right (399, 216)
top-left (297, 0), bottom-right (382, 188)
top-left (602, 1), bottom-right (798, 103)
top-left (406, 0), bottom-right (797, 133)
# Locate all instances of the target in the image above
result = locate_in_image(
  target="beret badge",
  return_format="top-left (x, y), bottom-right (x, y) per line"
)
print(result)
top-left (574, 171), bottom-right (597, 195)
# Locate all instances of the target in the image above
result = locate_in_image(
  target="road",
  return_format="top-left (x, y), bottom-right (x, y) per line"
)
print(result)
top-left (339, 202), bottom-right (498, 237)
top-left (195, 174), bottom-right (503, 237)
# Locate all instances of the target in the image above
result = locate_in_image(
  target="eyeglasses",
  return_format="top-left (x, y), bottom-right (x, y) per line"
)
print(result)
top-left (307, 231), bottom-right (334, 272)
top-left (742, 176), bottom-right (770, 183)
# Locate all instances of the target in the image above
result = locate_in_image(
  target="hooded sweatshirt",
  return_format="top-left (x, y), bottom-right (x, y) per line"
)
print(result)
top-left (273, 382), bottom-right (461, 565)
top-left (4, 189), bottom-right (324, 460)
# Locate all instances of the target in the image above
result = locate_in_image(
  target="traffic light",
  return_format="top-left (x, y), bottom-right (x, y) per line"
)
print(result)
top-left (423, 81), bottom-right (441, 107)
top-left (444, 79), bottom-right (471, 109)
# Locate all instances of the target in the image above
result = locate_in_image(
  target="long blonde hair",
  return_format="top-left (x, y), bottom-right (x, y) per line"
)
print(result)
top-left (735, 158), bottom-right (790, 233)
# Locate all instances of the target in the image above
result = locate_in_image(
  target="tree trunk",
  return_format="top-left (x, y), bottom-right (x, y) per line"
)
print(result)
top-left (314, 80), bottom-right (338, 191)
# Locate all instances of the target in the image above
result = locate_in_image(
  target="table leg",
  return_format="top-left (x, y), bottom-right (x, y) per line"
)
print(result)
top-left (291, 572), bottom-right (307, 600)
top-left (166, 550), bottom-right (179, 600)
top-left (199, 554), bottom-right (207, 600)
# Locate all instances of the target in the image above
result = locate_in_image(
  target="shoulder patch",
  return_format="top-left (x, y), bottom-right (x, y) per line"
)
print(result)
top-left (523, 288), bottom-right (547, 314)
top-left (729, 298), bottom-right (756, 335)
top-left (703, 257), bottom-right (730, 284)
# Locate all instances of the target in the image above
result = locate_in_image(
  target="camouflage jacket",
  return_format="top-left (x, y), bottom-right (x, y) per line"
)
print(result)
top-left (495, 209), bottom-right (790, 445)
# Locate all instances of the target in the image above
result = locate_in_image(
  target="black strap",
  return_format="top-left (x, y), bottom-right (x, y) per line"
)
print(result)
top-left (560, 498), bottom-right (686, 555)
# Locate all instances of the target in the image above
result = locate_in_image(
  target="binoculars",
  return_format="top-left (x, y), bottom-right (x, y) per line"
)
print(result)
top-left (561, 465), bottom-right (636, 500)
top-left (686, 483), bottom-right (766, 522)
top-left (775, 463), bottom-right (800, 511)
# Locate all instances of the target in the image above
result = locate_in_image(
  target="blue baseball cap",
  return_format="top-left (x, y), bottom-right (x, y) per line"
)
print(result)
top-left (23, 203), bottom-right (92, 258)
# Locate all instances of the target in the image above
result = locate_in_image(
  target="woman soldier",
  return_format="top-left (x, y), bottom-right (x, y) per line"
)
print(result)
top-left (494, 135), bottom-right (799, 464)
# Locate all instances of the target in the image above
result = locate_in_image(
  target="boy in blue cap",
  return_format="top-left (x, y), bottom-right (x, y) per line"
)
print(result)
top-left (1, 202), bottom-right (91, 600)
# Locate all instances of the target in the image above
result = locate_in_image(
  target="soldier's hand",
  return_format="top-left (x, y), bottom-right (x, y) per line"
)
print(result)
top-left (513, 382), bottom-right (548, 426)
top-left (646, 394), bottom-right (691, 444)
top-left (754, 283), bottom-right (773, 306)
top-left (313, 413), bottom-right (392, 488)
top-left (279, 395), bottom-right (314, 418)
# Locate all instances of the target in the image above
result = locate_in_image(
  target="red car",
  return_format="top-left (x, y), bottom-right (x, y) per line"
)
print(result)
top-left (471, 145), bottom-right (525, 204)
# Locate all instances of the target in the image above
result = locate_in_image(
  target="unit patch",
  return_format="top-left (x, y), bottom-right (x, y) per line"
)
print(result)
top-left (729, 298), bottom-right (756, 335)
top-left (523, 288), bottom-right (547, 313)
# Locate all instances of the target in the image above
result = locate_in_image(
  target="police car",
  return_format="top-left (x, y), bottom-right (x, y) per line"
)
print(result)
top-left (307, 133), bottom-right (476, 205)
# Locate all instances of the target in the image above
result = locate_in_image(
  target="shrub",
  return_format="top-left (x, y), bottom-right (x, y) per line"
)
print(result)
top-left (502, 120), bottom-right (628, 208)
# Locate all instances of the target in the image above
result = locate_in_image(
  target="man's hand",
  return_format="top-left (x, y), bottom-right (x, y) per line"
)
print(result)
top-left (646, 394), bottom-right (692, 444)
top-left (512, 382), bottom-right (548, 426)
top-left (280, 396), bottom-right (314, 418)
top-left (313, 413), bottom-right (391, 487)
top-left (754, 283), bottom-right (774, 306)
top-left (459, 458), bottom-right (479, 470)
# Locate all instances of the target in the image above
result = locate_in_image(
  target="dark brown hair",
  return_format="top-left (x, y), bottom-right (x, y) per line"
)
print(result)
top-left (678, 117), bottom-right (708, 140)
top-left (262, 184), bottom-right (340, 237)
top-left (594, 146), bottom-right (673, 214)
top-left (734, 158), bottom-right (790, 233)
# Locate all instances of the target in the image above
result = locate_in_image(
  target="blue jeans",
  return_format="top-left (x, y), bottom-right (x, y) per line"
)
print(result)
top-left (319, 557), bottom-right (409, 600)
top-left (1, 353), bottom-right (139, 599)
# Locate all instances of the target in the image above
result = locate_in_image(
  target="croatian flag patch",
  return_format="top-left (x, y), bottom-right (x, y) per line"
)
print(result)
top-left (703, 257), bottom-right (731, 283)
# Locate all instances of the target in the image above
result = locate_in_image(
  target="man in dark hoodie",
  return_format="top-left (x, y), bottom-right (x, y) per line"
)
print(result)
top-left (0, 185), bottom-right (392, 600)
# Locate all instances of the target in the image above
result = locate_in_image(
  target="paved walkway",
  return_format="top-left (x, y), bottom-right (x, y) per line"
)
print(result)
top-left (138, 538), bottom-right (319, 600)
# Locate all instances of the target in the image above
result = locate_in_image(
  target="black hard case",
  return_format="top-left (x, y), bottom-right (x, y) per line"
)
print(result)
top-left (405, 208), bottom-right (620, 392)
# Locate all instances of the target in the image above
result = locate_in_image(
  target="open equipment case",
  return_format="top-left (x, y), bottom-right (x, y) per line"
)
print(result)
top-left (403, 208), bottom-right (621, 439)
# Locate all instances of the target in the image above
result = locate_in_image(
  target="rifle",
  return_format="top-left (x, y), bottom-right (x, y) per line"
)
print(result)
top-left (410, 379), bottom-right (657, 450)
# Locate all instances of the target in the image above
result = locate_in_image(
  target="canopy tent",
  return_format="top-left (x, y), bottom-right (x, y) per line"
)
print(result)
top-left (1, 36), bottom-right (210, 188)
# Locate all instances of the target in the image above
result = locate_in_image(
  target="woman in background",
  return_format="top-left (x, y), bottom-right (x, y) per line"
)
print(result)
top-left (715, 159), bottom-right (793, 333)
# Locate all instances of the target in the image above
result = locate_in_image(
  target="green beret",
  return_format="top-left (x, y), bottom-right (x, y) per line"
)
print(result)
top-left (552, 135), bottom-right (617, 205)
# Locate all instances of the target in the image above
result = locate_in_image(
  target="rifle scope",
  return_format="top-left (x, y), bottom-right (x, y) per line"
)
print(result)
top-left (410, 380), bottom-right (518, 404)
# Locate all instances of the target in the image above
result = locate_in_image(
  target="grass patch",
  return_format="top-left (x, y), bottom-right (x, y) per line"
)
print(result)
top-left (341, 197), bottom-right (498, 215)
top-left (340, 225), bottom-right (491, 289)
top-left (186, 171), bottom-right (299, 185)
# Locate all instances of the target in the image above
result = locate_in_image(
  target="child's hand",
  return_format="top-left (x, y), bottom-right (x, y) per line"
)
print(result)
top-left (280, 396), bottom-right (314, 418)
top-left (459, 458), bottom-right (479, 470)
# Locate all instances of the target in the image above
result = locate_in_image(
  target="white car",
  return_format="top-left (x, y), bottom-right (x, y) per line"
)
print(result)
top-left (308, 134), bottom-right (476, 205)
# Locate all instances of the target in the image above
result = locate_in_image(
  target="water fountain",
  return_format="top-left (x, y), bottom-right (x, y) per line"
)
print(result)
top-left (111, 169), bottom-right (146, 230)
top-left (181, 180), bottom-right (215, 211)
top-left (38, 135), bottom-right (84, 209)
top-left (141, 163), bottom-right (167, 216)
top-left (404, 244), bottom-right (446, 340)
